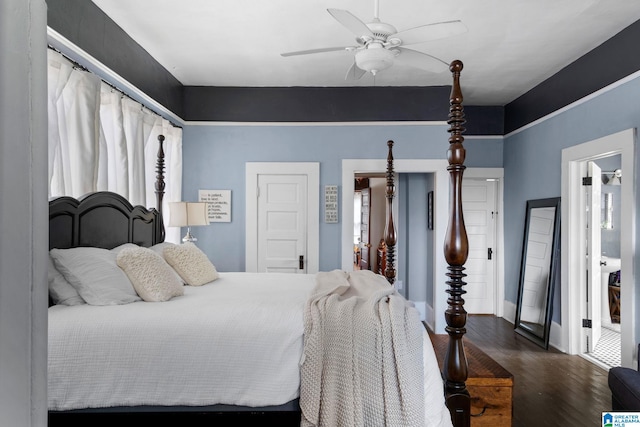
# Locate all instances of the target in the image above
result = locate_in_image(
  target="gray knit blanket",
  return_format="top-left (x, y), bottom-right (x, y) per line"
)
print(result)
top-left (300, 269), bottom-right (425, 427)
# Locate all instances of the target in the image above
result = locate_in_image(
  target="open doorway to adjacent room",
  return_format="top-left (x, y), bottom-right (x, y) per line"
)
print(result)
top-left (561, 128), bottom-right (635, 369)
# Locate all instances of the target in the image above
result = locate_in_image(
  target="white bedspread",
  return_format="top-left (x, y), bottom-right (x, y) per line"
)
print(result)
top-left (48, 272), bottom-right (316, 411)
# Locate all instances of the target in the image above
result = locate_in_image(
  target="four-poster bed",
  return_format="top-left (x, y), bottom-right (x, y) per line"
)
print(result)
top-left (47, 61), bottom-right (472, 426)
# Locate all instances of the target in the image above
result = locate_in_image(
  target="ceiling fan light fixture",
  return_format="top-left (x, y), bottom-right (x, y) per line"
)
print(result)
top-left (355, 45), bottom-right (395, 75)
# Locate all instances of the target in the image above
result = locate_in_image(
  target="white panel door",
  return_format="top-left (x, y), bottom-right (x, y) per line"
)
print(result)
top-left (586, 161), bottom-right (602, 351)
top-left (462, 179), bottom-right (497, 314)
top-left (257, 174), bottom-right (307, 273)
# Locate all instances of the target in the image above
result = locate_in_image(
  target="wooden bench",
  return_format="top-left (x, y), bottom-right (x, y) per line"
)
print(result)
top-left (430, 333), bottom-right (514, 426)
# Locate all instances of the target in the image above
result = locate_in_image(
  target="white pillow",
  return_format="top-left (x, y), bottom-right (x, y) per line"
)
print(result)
top-left (48, 255), bottom-right (85, 306)
top-left (50, 247), bottom-right (141, 305)
top-left (163, 242), bottom-right (219, 286)
top-left (116, 247), bottom-right (184, 302)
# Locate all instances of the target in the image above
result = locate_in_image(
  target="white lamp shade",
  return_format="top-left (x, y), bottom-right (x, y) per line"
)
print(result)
top-left (168, 202), bottom-right (209, 227)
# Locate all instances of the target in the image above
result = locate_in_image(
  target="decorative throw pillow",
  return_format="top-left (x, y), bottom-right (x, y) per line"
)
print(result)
top-left (47, 255), bottom-right (85, 306)
top-left (50, 247), bottom-right (141, 305)
top-left (163, 242), bottom-right (219, 286)
top-left (116, 247), bottom-right (184, 302)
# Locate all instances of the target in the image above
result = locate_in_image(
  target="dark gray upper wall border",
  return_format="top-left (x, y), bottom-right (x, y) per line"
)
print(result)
top-left (183, 86), bottom-right (504, 135)
top-left (46, 0), bottom-right (184, 118)
top-left (465, 106), bottom-right (504, 136)
top-left (505, 18), bottom-right (640, 134)
top-left (184, 86), bottom-right (453, 122)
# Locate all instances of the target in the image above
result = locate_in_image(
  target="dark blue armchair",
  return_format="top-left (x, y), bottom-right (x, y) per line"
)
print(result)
top-left (609, 346), bottom-right (640, 410)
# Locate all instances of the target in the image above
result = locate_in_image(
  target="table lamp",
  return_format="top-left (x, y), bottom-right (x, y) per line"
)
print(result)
top-left (168, 202), bottom-right (209, 243)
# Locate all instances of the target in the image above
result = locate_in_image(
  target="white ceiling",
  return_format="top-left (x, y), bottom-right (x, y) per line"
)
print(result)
top-left (92, 0), bottom-right (640, 105)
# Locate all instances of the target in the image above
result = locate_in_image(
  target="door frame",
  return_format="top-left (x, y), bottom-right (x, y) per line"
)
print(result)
top-left (246, 162), bottom-right (319, 273)
top-left (561, 128), bottom-right (636, 367)
top-left (342, 159), bottom-right (504, 333)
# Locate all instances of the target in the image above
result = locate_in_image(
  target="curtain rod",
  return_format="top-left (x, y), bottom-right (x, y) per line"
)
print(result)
top-left (47, 45), bottom-right (182, 129)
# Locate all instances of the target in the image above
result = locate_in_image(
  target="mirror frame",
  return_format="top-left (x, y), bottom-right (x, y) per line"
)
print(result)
top-left (514, 197), bottom-right (561, 349)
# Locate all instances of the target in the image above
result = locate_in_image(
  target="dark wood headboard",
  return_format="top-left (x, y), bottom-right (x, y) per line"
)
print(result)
top-left (49, 135), bottom-right (167, 251)
top-left (49, 191), bottom-right (164, 251)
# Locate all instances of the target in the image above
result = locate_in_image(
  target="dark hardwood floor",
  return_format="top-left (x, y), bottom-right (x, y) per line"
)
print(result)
top-left (465, 314), bottom-right (611, 427)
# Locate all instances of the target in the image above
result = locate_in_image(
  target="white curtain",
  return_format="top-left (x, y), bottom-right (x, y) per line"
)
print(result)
top-left (47, 49), bottom-right (182, 243)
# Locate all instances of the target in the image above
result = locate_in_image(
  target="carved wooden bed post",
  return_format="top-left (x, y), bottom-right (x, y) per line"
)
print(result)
top-left (384, 140), bottom-right (397, 285)
top-left (443, 59), bottom-right (471, 427)
top-left (155, 134), bottom-right (166, 215)
top-left (155, 134), bottom-right (166, 241)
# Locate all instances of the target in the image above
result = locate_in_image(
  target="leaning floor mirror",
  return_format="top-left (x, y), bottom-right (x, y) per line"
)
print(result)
top-left (514, 197), bottom-right (561, 349)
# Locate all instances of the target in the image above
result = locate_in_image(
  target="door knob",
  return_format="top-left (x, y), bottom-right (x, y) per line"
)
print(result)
top-left (299, 255), bottom-right (304, 270)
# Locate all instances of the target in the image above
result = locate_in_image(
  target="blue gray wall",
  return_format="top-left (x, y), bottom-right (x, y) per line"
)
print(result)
top-left (182, 124), bottom-right (502, 275)
top-left (503, 74), bottom-right (640, 323)
top-left (398, 173), bottom-right (435, 306)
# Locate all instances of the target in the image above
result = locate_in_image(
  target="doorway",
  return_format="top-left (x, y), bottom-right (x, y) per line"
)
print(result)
top-left (561, 128), bottom-right (635, 368)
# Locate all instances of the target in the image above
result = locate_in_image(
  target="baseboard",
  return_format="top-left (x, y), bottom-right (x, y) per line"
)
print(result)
top-left (503, 300), bottom-right (516, 324)
top-left (548, 321), bottom-right (565, 352)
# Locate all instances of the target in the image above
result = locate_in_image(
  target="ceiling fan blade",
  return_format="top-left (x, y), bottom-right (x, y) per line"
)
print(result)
top-left (393, 20), bottom-right (467, 46)
top-left (281, 46), bottom-right (353, 57)
top-left (345, 61), bottom-right (366, 81)
top-left (395, 47), bottom-right (449, 73)
top-left (327, 8), bottom-right (374, 38)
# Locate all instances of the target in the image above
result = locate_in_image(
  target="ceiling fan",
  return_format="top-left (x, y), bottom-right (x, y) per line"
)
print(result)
top-left (281, 0), bottom-right (467, 80)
